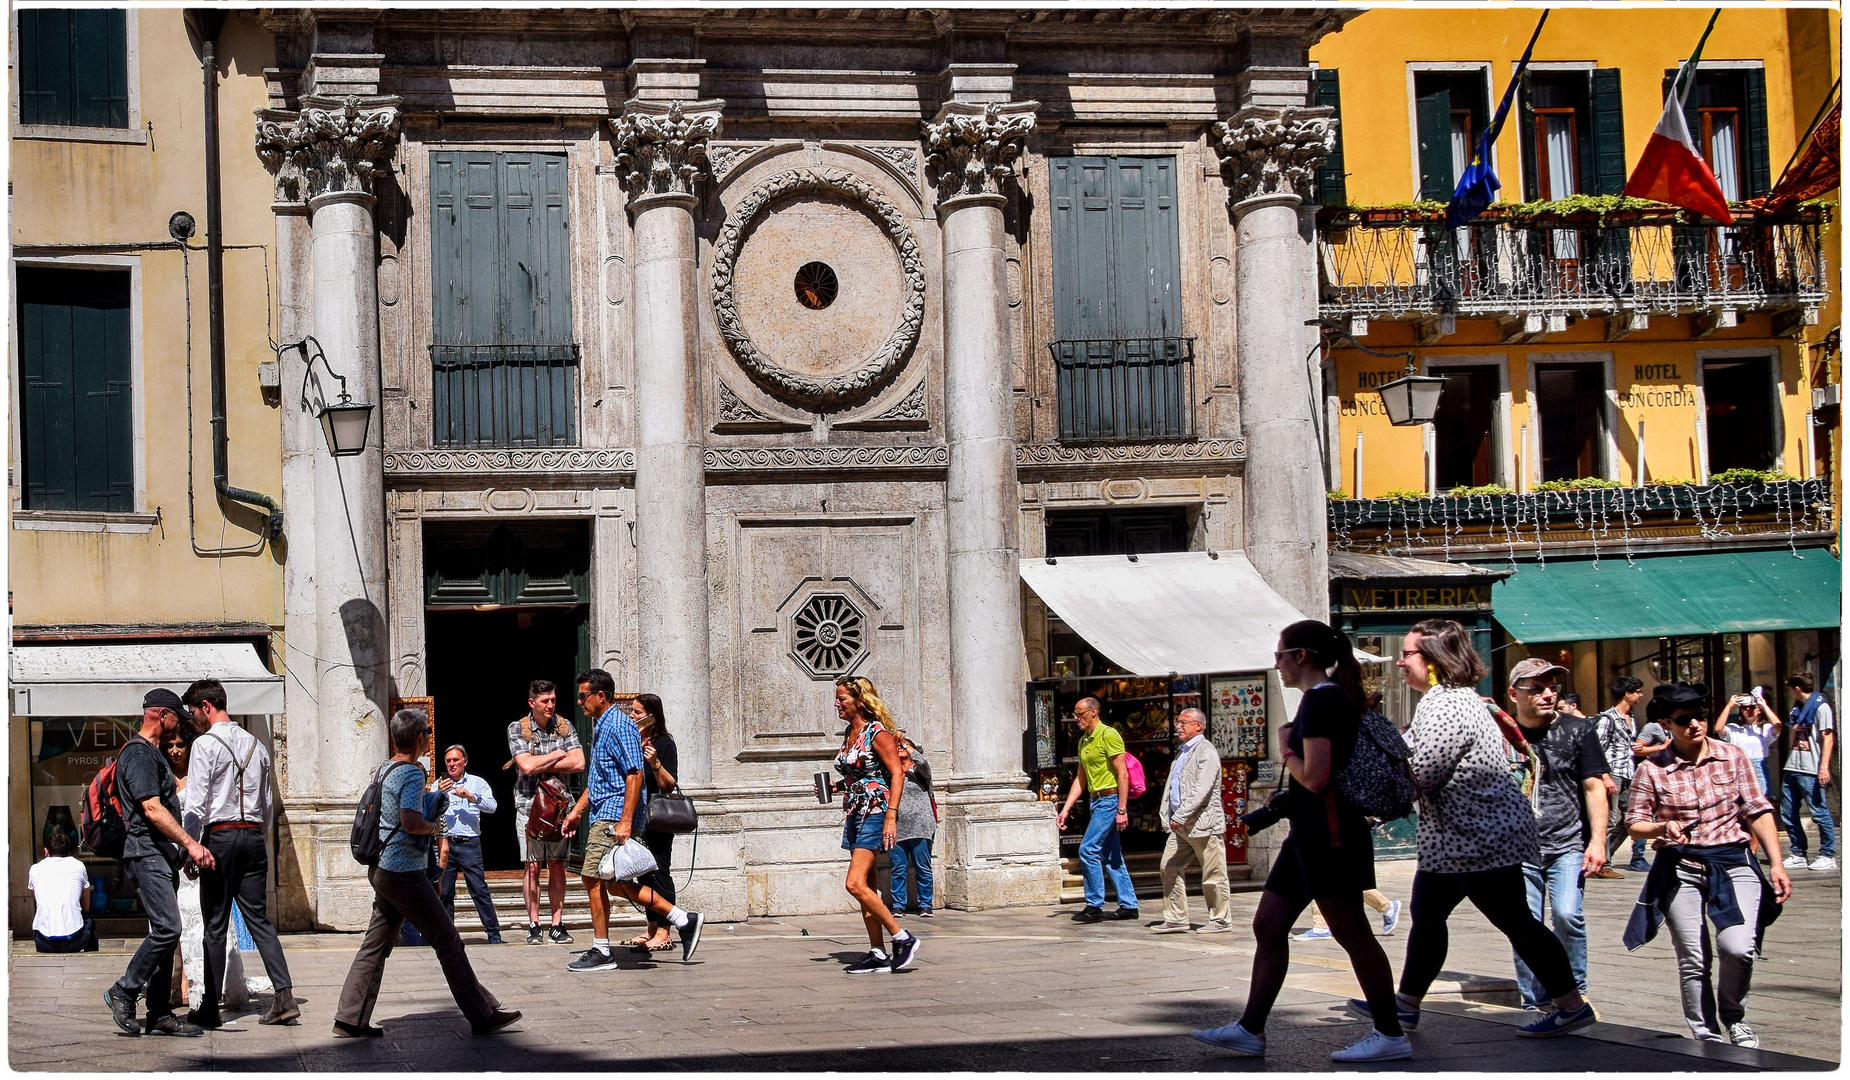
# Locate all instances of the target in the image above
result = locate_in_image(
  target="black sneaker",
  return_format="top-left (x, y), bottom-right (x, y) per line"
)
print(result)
top-left (1072, 905), bottom-right (1105, 923)
top-left (915, 907), bottom-right (933, 919)
top-left (566, 947), bottom-right (619, 972)
top-left (1112, 907), bottom-right (1141, 920)
top-left (889, 932), bottom-right (923, 971)
top-left (548, 924), bottom-right (574, 945)
top-left (844, 951), bottom-right (890, 974)
top-left (146, 1014), bottom-right (204, 1037)
top-left (526, 923), bottom-right (544, 946)
top-left (893, 908), bottom-right (905, 919)
top-left (678, 912), bottom-right (705, 962)
top-left (105, 987), bottom-right (140, 1036)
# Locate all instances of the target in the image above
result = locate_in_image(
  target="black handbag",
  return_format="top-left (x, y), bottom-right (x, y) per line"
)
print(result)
top-left (645, 788), bottom-right (698, 834)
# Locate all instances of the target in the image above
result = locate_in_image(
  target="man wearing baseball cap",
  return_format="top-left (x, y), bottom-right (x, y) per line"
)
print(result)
top-left (1504, 657), bottom-right (1610, 1014)
top-left (104, 689), bottom-right (216, 1038)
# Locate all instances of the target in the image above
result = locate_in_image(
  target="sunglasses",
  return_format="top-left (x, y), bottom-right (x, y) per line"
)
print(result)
top-left (1671, 715), bottom-right (1707, 727)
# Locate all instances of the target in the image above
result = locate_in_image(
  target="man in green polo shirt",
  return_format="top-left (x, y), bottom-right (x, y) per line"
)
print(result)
top-left (1054, 698), bottom-right (1141, 923)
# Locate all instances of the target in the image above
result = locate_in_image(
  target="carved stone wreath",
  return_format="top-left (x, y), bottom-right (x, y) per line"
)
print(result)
top-left (711, 167), bottom-right (926, 411)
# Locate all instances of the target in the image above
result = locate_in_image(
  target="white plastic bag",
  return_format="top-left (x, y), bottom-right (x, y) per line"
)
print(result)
top-left (597, 838), bottom-right (659, 882)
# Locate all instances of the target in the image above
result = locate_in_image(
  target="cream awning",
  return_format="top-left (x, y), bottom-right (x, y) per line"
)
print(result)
top-left (10, 643), bottom-right (284, 716)
top-left (1021, 551), bottom-right (1314, 676)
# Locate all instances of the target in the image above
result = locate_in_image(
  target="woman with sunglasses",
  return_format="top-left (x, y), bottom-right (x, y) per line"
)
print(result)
top-left (1712, 690), bottom-right (1781, 798)
top-left (1626, 682), bottom-right (1791, 1047)
top-left (832, 675), bottom-right (922, 974)
top-left (1192, 619), bottom-right (1408, 1062)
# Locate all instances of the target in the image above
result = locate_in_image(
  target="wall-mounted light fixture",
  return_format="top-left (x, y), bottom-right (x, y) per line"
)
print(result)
top-left (294, 336), bottom-right (374, 457)
top-left (1377, 367), bottom-right (1448, 427)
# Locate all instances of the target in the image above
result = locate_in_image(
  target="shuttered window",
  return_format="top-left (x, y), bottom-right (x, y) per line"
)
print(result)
top-left (1517, 70), bottom-right (1626, 202)
top-left (1662, 68), bottom-right (1772, 200)
top-left (17, 268), bottom-right (134, 511)
top-left (1414, 72), bottom-right (1490, 202)
top-left (430, 151), bottom-right (577, 448)
top-left (17, 9), bottom-right (130, 128)
top-left (1315, 69), bottom-right (1347, 207)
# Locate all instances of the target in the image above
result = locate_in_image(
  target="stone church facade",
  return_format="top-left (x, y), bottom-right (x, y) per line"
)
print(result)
top-left (254, 8), bottom-right (1343, 929)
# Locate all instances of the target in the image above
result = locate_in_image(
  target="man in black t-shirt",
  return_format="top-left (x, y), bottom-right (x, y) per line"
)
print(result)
top-left (104, 689), bottom-right (215, 1038)
top-left (1505, 658), bottom-right (1610, 1012)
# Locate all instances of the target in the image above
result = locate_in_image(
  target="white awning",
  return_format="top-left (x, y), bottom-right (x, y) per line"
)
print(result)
top-left (1021, 551), bottom-right (1314, 676)
top-left (10, 643), bottom-right (284, 716)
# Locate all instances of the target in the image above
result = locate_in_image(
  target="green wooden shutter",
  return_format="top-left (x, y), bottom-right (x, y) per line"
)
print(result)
top-left (1314, 69), bottom-right (1347, 207)
top-left (17, 11), bottom-right (65, 126)
top-left (1743, 67), bottom-right (1772, 198)
top-left (1518, 77), bottom-right (1539, 201)
top-left (18, 269), bottom-right (133, 512)
top-left (17, 9), bottom-right (128, 128)
top-left (1573, 75), bottom-right (1597, 198)
top-left (1416, 85), bottom-right (1455, 201)
top-left (1111, 158), bottom-right (1181, 338)
top-left (1590, 69), bottom-right (1627, 195)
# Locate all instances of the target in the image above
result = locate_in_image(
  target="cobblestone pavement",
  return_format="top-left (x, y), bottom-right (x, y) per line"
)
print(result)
top-left (10, 859), bottom-right (1837, 1072)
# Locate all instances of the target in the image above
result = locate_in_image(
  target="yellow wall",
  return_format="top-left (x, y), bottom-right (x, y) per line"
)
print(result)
top-left (9, 11), bottom-right (283, 625)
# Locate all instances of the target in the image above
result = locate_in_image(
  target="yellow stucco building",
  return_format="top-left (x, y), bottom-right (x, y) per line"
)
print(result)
top-left (8, 10), bottom-right (285, 932)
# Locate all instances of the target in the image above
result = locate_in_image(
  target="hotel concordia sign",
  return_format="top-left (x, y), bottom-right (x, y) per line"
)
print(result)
top-left (1337, 584), bottom-right (1494, 613)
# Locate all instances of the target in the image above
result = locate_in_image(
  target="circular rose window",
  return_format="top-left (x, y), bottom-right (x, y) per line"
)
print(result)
top-left (794, 262), bottom-right (839, 310)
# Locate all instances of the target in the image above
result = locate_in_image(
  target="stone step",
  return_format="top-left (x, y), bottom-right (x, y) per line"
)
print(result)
top-left (1056, 852), bottom-right (1254, 904)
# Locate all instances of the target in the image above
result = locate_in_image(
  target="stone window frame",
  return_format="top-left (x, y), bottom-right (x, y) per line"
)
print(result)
top-left (9, 253), bottom-right (154, 532)
top-left (1403, 61), bottom-right (1496, 203)
top-left (1525, 349), bottom-right (1620, 484)
top-left (1693, 344), bottom-right (1788, 481)
top-left (1420, 352), bottom-right (1513, 493)
top-left (10, 8), bottom-right (147, 146)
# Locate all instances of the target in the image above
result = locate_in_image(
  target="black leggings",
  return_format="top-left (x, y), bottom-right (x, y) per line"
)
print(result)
top-left (1400, 865), bottom-right (1577, 1001)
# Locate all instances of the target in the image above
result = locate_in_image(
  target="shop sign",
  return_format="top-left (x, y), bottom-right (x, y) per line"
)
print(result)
top-left (1210, 675), bottom-right (1268, 759)
top-left (31, 716), bottom-right (138, 853)
top-left (1032, 690), bottom-right (1057, 770)
top-left (1339, 584), bottom-right (1492, 612)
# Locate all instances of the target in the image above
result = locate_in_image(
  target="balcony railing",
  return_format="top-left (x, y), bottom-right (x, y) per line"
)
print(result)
top-left (431, 343), bottom-right (579, 448)
top-left (1319, 209), bottom-right (1827, 321)
top-left (1049, 336), bottom-right (1197, 444)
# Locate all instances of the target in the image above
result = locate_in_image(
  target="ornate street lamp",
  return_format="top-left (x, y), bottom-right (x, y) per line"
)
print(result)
top-left (295, 337), bottom-right (375, 457)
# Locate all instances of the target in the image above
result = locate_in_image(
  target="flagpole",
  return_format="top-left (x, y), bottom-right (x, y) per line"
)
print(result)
top-left (1672, 9), bottom-right (1725, 105)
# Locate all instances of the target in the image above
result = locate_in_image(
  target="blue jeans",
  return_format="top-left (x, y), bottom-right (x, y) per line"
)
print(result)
top-left (1079, 794), bottom-right (1138, 910)
top-left (890, 838), bottom-right (933, 910)
top-left (438, 835), bottom-right (502, 937)
top-left (1513, 850), bottom-right (1587, 1010)
top-left (1755, 759), bottom-right (1774, 800)
top-left (1781, 772), bottom-right (1837, 858)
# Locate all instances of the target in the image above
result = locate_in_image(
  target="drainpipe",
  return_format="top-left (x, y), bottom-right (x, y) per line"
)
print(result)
top-left (188, 9), bottom-right (282, 540)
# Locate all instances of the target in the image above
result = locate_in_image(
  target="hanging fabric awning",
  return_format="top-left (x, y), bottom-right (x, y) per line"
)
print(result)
top-left (1021, 551), bottom-right (1312, 676)
top-left (9, 643), bottom-right (285, 716)
top-left (1493, 547), bottom-right (1843, 643)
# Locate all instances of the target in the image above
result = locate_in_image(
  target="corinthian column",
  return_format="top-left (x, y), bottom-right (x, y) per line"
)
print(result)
top-left (609, 99), bottom-right (722, 787)
top-left (924, 99), bottom-right (1061, 908)
top-left (257, 94), bottom-right (401, 929)
top-left (1213, 105), bottom-right (1337, 620)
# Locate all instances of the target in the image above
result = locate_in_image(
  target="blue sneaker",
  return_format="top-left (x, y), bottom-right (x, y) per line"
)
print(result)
top-left (1347, 997), bottom-right (1420, 1032)
top-left (1381, 899), bottom-right (1403, 936)
top-left (1519, 1002), bottom-right (1597, 1038)
top-left (1293, 927), bottom-right (1333, 941)
top-left (1190, 1021), bottom-right (1265, 1056)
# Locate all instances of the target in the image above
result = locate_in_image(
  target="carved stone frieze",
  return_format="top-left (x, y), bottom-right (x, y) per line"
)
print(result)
top-left (704, 445), bottom-right (949, 472)
top-left (1210, 105), bottom-right (1337, 206)
top-left (711, 167), bottom-right (926, 410)
top-left (867, 144), bottom-right (921, 182)
top-left (255, 96), bottom-right (402, 204)
top-left (609, 100), bottom-right (722, 201)
top-left (383, 449), bottom-right (636, 477)
top-left (1015, 438), bottom-right (1247, 475)
top-left (871, 381), bottom-right (926, 421)
top-left (921, 101), bottom-right (1037, 205)
top-left (716, 381), bottom-right (777, 424)
top-left (706, 144), bottom-right (749, 183)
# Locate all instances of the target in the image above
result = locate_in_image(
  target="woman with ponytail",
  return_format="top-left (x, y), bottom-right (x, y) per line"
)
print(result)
top-left (1192, 620), bottom-right (1409, 1063)
top-left (829, 675), bottom-right (922, 974)
top-left (1352, 618), bottom-right (1596, 1040)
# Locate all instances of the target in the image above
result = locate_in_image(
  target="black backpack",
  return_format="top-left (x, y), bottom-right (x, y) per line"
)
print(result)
top-left (350, 761), bottom-right (416, 866)
top-left (1337, 709), bottom-right (1418, 822)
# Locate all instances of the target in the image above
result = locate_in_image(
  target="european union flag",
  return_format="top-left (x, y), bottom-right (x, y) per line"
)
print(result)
top-left (1445, 11), bottom-right (1548, 229)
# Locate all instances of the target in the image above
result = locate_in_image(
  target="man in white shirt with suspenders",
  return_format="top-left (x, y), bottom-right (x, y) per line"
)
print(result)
top-left (181, 678), bottom-right (298, 1027)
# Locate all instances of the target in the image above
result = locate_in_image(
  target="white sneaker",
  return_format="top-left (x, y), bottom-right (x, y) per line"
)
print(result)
top-left (1332, 1029), bottom-right (1413, 1063)
top-left (1728, 1022), bottom-right (1758, 1048)
top-left (1783, 853), bottom-right (1809, 868)
top-left (1381, 899), bottom-right (1403, 936)
top-left (1293, 927), bottom-right (1333, 941)
top-left (1190, 1021), bottom-right (1265, 1056)
top-left (1808, 855), bottom-right (1837, 871)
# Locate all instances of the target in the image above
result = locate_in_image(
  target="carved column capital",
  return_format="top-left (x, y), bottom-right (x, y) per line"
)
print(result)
top-left (255, 95), bottom-right (402, 206)
top-left (608, 99), bottom-right (724, 205)
top-left (922, 100), bottom-right (1037, 207)
top-left (1211, 104), bottom-right (1336, 209)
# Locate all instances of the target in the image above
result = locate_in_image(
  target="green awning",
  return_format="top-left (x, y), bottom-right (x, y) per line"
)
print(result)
top-left (1493, 548), bottom-right (1843, 643)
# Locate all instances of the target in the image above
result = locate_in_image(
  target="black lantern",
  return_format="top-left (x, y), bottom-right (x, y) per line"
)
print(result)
top-left (1377, 370), bottom-right (1447, 426)
top-left (296, 337), bottom-right (375, 457)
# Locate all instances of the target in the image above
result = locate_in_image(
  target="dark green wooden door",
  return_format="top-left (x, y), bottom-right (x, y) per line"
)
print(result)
top-left (17, 268), bottom-right (133, 511)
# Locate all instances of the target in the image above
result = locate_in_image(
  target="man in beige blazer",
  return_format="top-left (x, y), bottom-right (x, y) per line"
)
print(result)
top-left (1154, 708), bottom-right (1233, 933)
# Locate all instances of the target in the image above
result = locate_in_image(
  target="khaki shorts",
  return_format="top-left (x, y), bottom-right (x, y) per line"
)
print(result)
top-left (515, 803), bottom-right (571, 864)
top-left (578, 819), bottom-right (622, 875)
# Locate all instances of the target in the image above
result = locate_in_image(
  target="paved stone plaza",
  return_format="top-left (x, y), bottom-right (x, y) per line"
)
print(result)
top-left (10, 860), bottom-right (1837, 1072)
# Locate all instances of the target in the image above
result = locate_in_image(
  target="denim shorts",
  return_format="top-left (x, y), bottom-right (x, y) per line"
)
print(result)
top-left (842, 811), bottom-right (886, 852)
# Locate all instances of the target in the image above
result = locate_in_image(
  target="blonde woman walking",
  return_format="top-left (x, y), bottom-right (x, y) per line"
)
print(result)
top-left (831, 675), bottom-right (922, 974)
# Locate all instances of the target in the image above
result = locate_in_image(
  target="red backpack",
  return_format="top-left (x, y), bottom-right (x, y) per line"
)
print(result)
top-left (80, 737), bottom-right (148, 859)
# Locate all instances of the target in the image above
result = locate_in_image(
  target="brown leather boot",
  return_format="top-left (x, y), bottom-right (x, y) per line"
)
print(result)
top-left (258, 988), bottom-right (300, 1026)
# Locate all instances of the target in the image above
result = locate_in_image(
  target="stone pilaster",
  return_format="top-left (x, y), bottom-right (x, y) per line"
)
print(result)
top-left (257, 94), bottom-right (402, 929)
top-left (924, 97), bottom-right (1061, 909)
top-left (1213, 104), bottom-right (1336, 620)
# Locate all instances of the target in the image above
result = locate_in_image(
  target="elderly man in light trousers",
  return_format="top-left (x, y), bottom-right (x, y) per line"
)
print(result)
top-left (1152, 709), bottom-right (1234, 934)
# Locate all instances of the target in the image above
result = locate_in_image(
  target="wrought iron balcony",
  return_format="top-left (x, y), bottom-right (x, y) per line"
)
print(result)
top-left (1048, 336), bottom-right (1198, 444)
top-left (1318, 208), bottom-right (1827, 326)
top-left (431, 342), bottom-right (579, 448)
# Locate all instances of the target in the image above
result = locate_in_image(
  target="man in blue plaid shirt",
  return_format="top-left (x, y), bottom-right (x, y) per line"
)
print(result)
top-left (561, 669), bottom-right (703, 970)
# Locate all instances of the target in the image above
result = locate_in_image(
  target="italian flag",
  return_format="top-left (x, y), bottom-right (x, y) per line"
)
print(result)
top-left (1624, 25), bottom-right (1733, 223)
